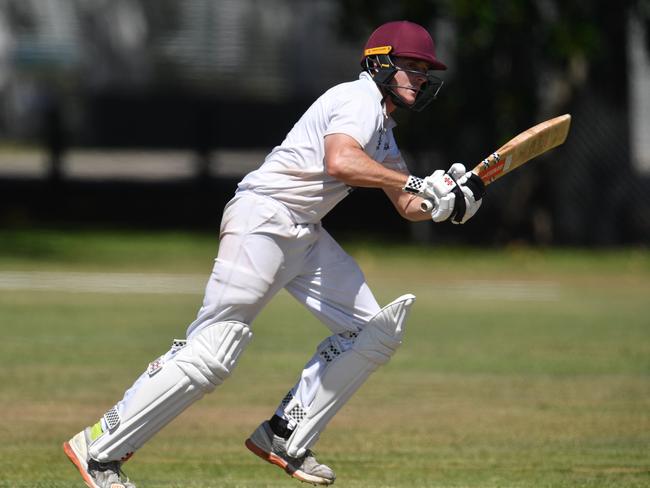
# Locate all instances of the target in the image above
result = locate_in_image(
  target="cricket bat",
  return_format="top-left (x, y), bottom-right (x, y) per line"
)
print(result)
top-left (421, 114), bottom-right (572, 211)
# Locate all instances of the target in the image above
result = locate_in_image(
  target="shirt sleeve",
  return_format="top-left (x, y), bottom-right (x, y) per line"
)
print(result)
top-left (324, 89), bottom-right (380, 148)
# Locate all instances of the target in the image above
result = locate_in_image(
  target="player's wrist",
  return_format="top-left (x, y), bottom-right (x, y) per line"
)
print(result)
top-left (402, 175), bottom-right (425, 194)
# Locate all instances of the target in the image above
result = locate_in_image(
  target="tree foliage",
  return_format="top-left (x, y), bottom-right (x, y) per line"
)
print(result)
top-left (334, 0), bottom-right (648, 155)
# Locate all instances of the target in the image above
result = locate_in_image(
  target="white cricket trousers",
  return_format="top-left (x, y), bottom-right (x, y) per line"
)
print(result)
top-left (186, 191), bottom-right (381, 337)
top-left (186, 190), bottom-right (383, 425)
top-left (106, 190), bottom-right (383, 458)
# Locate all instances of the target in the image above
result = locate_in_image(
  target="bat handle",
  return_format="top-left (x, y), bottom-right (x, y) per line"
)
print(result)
top-left (420, 199), bottom-right (435, 212)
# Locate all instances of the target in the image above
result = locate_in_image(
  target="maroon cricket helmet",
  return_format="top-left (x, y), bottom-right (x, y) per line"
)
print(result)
top-left (363, 20), bottom-right (447, 70)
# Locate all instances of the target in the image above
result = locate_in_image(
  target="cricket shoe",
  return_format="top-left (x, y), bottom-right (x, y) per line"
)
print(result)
top-left (245, 421), bottom-right (336, 485)
top-left (63, 428), bottom-right (136, 488)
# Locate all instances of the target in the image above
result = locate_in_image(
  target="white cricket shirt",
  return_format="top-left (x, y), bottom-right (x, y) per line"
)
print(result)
top-left (237, 72), bottom-right (408, 223)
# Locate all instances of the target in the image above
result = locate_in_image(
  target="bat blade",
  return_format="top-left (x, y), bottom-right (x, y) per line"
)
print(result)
top-left (419, 114), bottom-right (572, 213)
top-left (472, 114), bottom-right (571, 185)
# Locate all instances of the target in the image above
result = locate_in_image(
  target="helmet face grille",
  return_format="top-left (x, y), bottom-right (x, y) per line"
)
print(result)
top-left (362, 54), bottom-right (398, 85)
top-left (409, 73), bottom-right (444, 111)
top-left (362, 54), bottom-right (444, 112)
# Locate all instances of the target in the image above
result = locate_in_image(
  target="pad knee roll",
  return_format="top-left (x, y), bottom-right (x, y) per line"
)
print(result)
top-left (88, 320), bottom-right (252, 462)
top-left (177, 320), bottom-right (251, 388)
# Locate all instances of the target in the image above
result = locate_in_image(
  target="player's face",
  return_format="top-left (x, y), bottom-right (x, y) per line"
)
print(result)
top-left (392, 58), bottom-right (431, 105)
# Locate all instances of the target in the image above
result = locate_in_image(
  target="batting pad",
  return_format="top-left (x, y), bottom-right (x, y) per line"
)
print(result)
top-left (285, 294), bottom-right (415, 457)
top-left (88, 320), bottom-right (252, 462)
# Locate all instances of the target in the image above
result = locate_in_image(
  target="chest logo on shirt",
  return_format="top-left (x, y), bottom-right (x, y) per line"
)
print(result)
top-left (376, 130), bottom-right (390, 152)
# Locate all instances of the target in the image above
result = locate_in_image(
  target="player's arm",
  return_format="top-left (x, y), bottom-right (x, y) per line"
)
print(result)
top-left (383, 186), bottom-right (434, 222)
top-left (324, 132), bottom-right (483, 224)
top-left (324, 133), bottom-right (433, 221)
top-left (324, 133), bottom-right (411, 190)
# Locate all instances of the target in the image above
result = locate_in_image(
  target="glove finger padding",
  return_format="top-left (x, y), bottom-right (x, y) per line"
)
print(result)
top-left (425, 166), bottom-right (483, 224)
top-left (452, 185), bottom-right (483, 224)
top-left (430, 193), bottom-right (456, 222)
top-left (422, 169), bottom-right (455, 201)
top-left (447, 163), bottom-right (467, 180)
top-left (449, 172), bottom-right (485, 224)
top-left (420, 165), bottom-right (469, 203)
top-left (459, 172), bottom-right (486, 200)
top-left (450, 185), bottom-right (466, 223)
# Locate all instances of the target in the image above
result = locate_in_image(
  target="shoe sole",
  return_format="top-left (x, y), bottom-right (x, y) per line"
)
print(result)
top-left (63, 440), bottom-right (100, 488)
top-left (245, 438), bottom-right (334, 486)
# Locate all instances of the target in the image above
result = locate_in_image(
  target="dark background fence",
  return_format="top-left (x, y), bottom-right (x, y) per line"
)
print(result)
top-left (1, 0), bottom-right (649, 245)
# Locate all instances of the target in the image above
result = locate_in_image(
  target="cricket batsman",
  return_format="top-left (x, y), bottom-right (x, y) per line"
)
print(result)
top-left (63, 20), bottom-right (485, 487)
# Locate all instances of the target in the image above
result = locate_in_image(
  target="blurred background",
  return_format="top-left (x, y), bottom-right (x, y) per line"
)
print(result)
top-left (0, 0), bottom-right (649, 245)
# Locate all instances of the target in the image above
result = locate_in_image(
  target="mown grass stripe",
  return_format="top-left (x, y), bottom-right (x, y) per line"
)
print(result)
top-left (0, 271), bottom-right (560, 300)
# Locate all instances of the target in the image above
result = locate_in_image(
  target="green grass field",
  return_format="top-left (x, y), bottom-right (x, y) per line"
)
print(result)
top-left (1, 229), bottom-right (649, 487)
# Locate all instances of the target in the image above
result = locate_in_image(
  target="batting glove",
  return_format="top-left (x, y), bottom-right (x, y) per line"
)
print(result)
top-left (402, 163), bottom-right (467, 203)
top-left (430, 192), bottom-right (456, 222)
top-left (449, 172), bottom-right (486, 224)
